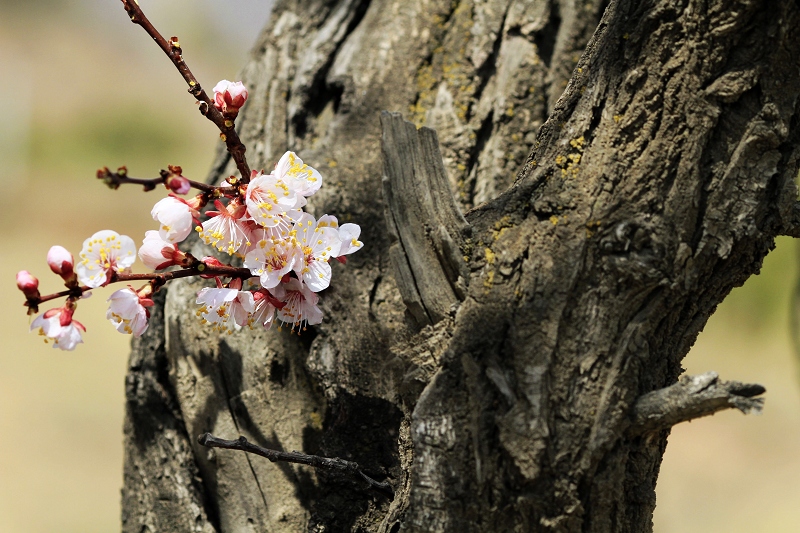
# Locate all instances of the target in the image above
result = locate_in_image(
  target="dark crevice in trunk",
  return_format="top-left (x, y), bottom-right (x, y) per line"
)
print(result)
top-left (470, 6), bottom-right (509, 117)
top-left (368, 274), bottom-right (382, 314)
top-left (293, 82), bottom-right (345, 139)
top-left (291, 0), bottom-right (373, 139)
top-left (439, 0), bottom-right (462, 31)
top-left (588, 102), bottom-right (603, 135)
top-left (534, 0), bottom-right (561, 68)
top-left (465, 110), bottom-right (496, 203)
top-left (599, 0), bottom-right (612, 19)
top-left (307, 392), bottom-right (402, 531)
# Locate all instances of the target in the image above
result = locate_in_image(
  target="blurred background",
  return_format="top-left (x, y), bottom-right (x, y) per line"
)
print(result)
top-left (0, 1), bottom-right (797, 532)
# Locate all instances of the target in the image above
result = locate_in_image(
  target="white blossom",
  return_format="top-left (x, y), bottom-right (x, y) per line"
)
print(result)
top-left (244, 228), bottom-right (296, 289)
top-left (151, 196), bottom-right (195, 244)
top-left (272, 278), bottom-right (323, 332)
top-left (244, 172), bottom-right (299, 228)
top-left (318, 215), bottom-right (363, 258)
top-left (337, 224), bottom-right (364, 256)
top-left (106, 288), bottom-right (150, 337)
top-left (251, 290), bottom-right (278, 330)
top-left (197, 200), bottom-right (253, 257)
top-left (196, 287), bottom-right (255, 334)
top-left (273, 151), bottom-right (322, 198)
top-left (75, 230), bottom-right (137, 288)
top-left (291, 213), bottom-right (341, 292)
top-left (30, 308), bottom-right (85, 351)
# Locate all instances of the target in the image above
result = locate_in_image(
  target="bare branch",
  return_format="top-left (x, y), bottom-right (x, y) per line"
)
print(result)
top-left (629, 371), bottom-right (765, 435)
top-left (97, 167), bottom-right (236, 195)
top-left (197, 433), bottom-right (394, 497)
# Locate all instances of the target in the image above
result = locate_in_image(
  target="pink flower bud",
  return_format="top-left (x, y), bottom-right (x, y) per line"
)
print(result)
top-left (166, 175), bottom-right (190, 194)
top-left (165, 166), bottom-right (191, 195)
top-left (212, 80), bottom-right (248, 116)
top-left (16, 270), bottom-right (40, 298)
top-left (47, 245), bottom-right (74, 278)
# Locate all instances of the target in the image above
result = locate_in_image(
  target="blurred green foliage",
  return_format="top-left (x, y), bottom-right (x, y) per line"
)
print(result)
top-left (29, 106), bottom-right (212, 176)
top-left (717, 236), bottom-right (797, 334)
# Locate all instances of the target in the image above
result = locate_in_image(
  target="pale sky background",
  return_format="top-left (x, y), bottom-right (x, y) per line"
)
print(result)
top-left (0, 2), bottom-right (799, 532)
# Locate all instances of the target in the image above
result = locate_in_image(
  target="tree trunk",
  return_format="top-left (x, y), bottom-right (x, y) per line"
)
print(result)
top-left (121, 0), bottom-right (800, 531)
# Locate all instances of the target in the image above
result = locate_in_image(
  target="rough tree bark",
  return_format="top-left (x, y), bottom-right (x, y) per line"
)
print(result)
top-left (121, 0), bottom-right (800, 531)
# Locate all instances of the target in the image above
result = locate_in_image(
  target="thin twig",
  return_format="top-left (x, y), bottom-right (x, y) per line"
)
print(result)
top-left (119, 0), bottom-right (251, 180)
top-left (629, 371), bottom-right (766, 435)
top-left (198, 433), bottom-right (395, 497)
top-left (97, 167), bottom-right (238, 195)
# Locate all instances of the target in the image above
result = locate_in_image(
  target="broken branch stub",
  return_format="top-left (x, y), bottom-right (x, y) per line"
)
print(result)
top-left (630, 371), bottom-right (766, 435)
top-left (380, 111), bottom-right (470, 326)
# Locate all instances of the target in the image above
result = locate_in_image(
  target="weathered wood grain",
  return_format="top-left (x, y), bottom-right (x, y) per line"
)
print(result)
top-left (381, 111), bottom-right (469, 325)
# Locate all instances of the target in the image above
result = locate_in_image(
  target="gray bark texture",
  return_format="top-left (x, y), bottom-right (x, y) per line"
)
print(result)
top-left (121, 0), bottom-right (800, 531)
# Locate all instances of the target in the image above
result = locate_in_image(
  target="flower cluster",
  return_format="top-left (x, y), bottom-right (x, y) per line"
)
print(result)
top-left (23, 232), bottom-right (156, 349)
top-left (191, 150), bottom-right (362, 334)
top-left (17, 79), bottom-right (362, 351)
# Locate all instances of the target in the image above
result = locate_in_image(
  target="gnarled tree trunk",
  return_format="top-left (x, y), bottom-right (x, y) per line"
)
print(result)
top-left (121, 0), bottom-right (800, 531)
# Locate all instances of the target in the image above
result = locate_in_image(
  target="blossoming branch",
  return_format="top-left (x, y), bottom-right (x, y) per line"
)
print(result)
top-left (21, 146), bottom-right (363, 350)
top-left (17, 2), bottom-right (363, 351)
